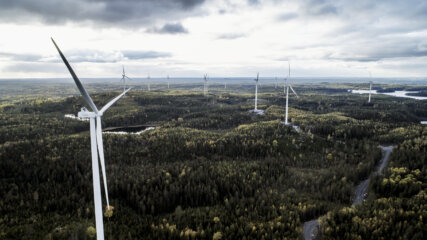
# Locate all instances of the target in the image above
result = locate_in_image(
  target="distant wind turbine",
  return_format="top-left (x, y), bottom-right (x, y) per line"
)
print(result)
top-left (120, 66), bottom-right (133, 94)
top-left (147, 74), bottom-right (151, 91)
top-left (368, 71), bottom-right (372, 103)
top-left (203, 74), bottom-right (208, 96)
top-left (284, 62), bottom-right (299, 125)
top-left (254, 73), bottom-right (259, 111)
top-left (52, 38), bottom-right (130, 240)
top-left (167, 75), bottom-right (170, 89)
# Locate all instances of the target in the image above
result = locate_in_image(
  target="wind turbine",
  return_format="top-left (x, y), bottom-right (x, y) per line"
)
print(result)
top-left (167, 75), bottom-right (170, 89)
top-left (51, 38), bottom-right (130, 240)
top-left (368, 71), bottom-right (372, 103)
top-left (254, 73), bottom-right (259, 111)
top-left (203, 73), bottom-right (208, 96)
top-left (284, 62), bottom-right (298, 125)
top-left (120, 66), bottom-right (133, 94)
top-left (147, 74), bottom-right (151, 91)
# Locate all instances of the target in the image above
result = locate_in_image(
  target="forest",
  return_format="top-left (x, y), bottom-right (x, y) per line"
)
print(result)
top-left (0, 80), bottom-right (425, 239)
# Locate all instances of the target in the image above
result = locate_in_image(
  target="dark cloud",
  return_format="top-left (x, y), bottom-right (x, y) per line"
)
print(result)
top-left (148, 23), bottom-right (189, 34)
top-left (217, 33), bottom-right (247, 40)
top-left (0, 0), bottom-right (206, 28)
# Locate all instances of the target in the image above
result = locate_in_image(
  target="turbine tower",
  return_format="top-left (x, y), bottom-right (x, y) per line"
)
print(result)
top-left (203, 74), bottom-right (208, 96)
top-left (254, 73), bottom-right (259, 111)
top-left (368, 71), bottom-right (372, 103)
top-left (52, 38), bottom-right (130, 240)
top-left (147, 74), bottom-right (151, 91)
top-left (120, 66), bottom-right (132, 94)
top-left (284, 62), bottom-right (298, 125)
top-left (167, 75), bottom-right (170, 89)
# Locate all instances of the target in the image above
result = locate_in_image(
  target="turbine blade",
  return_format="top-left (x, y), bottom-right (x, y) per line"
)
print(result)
top-left (99, 88), bottom-right (131, 114)
top-left (289, 85), bottom-right (299, 97)
top-left (51, 38), bottom-right (99, 114)
top-left (125, 76), bottom-right (133, 81)
top-left (96, 117), bottom-right (110, 208)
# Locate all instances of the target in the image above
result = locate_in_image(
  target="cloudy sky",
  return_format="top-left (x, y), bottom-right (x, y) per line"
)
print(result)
top-left (0, 0), bottom-right (426, 78)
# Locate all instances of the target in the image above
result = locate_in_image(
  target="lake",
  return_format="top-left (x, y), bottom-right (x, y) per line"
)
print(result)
top-left (351, 90), bottom-right (427, 100)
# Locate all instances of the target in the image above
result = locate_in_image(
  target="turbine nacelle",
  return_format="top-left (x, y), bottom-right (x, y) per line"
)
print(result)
top-left (254, 73), bottom-right (259, 82)
top-left (78, 107), bottom-right (98, 118)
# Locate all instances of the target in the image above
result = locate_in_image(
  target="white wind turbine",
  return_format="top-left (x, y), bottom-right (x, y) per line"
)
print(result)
top-left (52, 38), bottom-right (130, 240)
top-left (167, 75), bottom-right (170, 89)
top-left (254, 73), bottom-right (260, 112)
top-left (284, 62), bottom-right (299, 125)
top-left (203, 73), bottom-right (208, 96)
top-left (120, 66), bottom-right (133, 94)
top-left (147, 74), bottom-right (151, 91)
top-left (368, 71), bottom-right (372, 103)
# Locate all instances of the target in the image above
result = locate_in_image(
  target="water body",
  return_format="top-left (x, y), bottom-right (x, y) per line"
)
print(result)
top-left (64, 114), bottom-right (88, 121)
top-left (104, 126), bottom-right (155, 135)
top-left (351, 90), bottom-right (427, 100)
top-left (249, 109), bottom-right (265, 115)
top-left (302, 145), bottom-right (394, 240)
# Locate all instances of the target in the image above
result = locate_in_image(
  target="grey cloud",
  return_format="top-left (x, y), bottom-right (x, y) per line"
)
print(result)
top-left (301, 0), bottom-right (339, 16)
top-left (0, 49), bottom-right (171, 64)
top-left (65, 49), bottom-right (171, 62)
top-left (0, 52), bottom-right (43, 62)
top-left (149, 23), bottom-right (189, 34)
top-left (248, 0), bottom-right (260, 5)
top-left (277, 0), bottom-right (427, 63)
top-left (311, 4), bottom-right (338, 16)
top-left (122, 50), bottom-right (172, 59)
top-left (0, 0), bottom-right (206, 28)
top-left (277, 13), bottom-right (298, 21)
top-left (4, 62), bottom-right (68, 73)
top-left (327, 42), bottom-right (427, 62)
top-left (217, 33), bottom-right (247, 40)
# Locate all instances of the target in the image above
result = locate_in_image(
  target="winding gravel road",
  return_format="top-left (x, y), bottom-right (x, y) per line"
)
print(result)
top-left (302, 145), bottom-right (393, 240)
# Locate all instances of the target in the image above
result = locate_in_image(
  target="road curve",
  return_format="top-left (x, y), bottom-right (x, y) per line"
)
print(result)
top-left (303, 145), bottom-right (394, 239)
top-left (303, 219), bottom-right (319, 240)
top-left (352, 145), bottom-right (393, 206)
